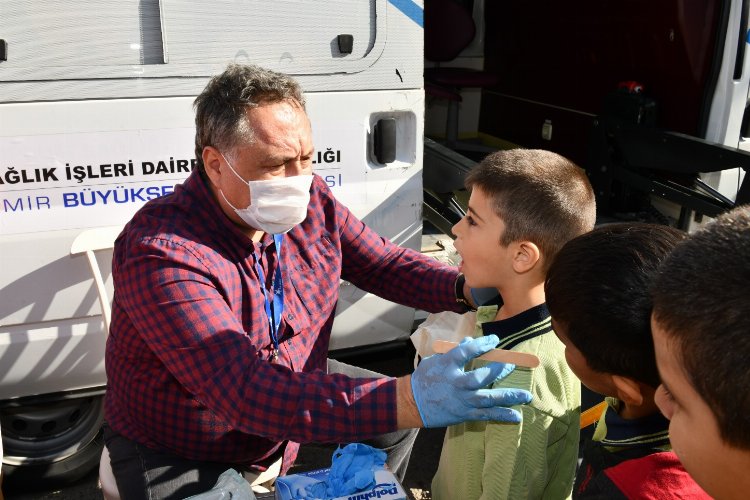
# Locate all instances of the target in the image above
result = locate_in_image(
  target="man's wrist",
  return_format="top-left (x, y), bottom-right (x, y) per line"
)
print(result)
top-left (396, 375), bottom-right (424, 429)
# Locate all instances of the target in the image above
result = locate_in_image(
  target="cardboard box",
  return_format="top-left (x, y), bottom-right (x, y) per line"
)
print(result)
top-left (274, 467), bottom-right (408, 500)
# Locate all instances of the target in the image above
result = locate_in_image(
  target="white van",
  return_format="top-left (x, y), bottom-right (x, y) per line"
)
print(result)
top-left (0, 0), bottom-right (426, 485)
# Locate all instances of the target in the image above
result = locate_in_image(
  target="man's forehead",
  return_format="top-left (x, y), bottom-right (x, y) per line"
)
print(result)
top-left (245, 98), bottom-right (304, 118)
top-left (243, 104), bottom-right (310, 142)
top-left (249, 104), bottom-right (309, 135)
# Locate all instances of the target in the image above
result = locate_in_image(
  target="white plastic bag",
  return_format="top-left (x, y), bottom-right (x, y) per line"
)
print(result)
top-left (184, 468), bottom-right (257, 500)
top-left (410, 310), bottom-right (477, 369)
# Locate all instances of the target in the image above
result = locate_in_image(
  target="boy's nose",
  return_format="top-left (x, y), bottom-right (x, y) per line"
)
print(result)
top-left (451, 219), bottom-right (463, 238)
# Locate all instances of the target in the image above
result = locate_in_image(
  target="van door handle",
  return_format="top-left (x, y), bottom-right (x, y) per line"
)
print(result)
top-left (374, 118), bottom-right (397, 164)
top-left (337, 34), bottom-right (354, 55)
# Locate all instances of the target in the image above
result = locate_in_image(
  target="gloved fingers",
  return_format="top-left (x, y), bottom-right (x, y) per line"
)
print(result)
top-left (492, 361), bottom-right (516, 381)
top-left (461, 362), bottom-right (516, 389)
top-left (508, 388), bottom-right (533, 405)
top-left (464, 405), bottom-right (524, 424)
top-left (451, 335), bottom-right (500, 364)
top-left (465, 387), bottom-right (533, 408)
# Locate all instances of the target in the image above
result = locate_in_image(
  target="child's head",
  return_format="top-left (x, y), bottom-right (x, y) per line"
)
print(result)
top-left (452, 149), bottom-right (595, 288)
top-left (545, 223), bottom-right (686, 403)
top-left (651, 206), bottom-right (750, 498)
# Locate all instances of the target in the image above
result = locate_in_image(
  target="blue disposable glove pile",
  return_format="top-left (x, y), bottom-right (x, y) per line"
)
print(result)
top-left (276, 443), bottom-right (386, 500)
top-left (307, 443), bottom-right (386, 498)
top-left (410, 335), bottom-right (533, 427)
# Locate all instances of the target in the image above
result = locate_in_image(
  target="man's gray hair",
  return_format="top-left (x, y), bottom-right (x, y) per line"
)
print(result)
top-left (193, 64), bottom-right (306, 169)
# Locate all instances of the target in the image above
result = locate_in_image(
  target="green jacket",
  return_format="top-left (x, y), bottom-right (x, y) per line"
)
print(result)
top-left (432, 304), bottom-right (580, 499)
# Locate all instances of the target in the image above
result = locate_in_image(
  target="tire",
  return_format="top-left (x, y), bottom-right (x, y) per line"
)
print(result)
top-left (1, 395), bottom-right (104, 489)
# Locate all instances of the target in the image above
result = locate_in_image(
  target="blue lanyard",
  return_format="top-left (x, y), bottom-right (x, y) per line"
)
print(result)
top-left (254, 234), bottom-right (285, 361)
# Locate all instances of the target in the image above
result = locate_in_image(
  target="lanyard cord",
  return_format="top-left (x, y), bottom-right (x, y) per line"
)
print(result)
top-left (254, 234), bottom-right (285, 360)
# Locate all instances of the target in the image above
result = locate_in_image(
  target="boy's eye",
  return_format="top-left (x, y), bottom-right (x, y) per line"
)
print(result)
top-left (658, 384), bottom-right (677, 408)
top-left (466, 215), bottom-right (477, 226)
top-left (655, 384), bottom-right (677, 420)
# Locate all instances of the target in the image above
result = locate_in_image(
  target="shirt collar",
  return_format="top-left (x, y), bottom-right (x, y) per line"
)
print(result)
top-left (480, 303), bottom-right (552, 350)
top-left (595, 397), bottom-right (671, 450)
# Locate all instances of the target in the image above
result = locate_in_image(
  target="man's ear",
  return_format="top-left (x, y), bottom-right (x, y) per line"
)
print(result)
top-left (202, 146), bottom-right (223, 187)
top-left (512, 241), bottom-right (541, 273)
top-left (612, 375), bottom-right (645, 406)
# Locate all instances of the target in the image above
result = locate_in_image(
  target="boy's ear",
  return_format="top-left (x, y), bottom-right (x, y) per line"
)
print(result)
top-left (511, 241), bottom-right (541, 273)
top-left (611, 375), bottom-right (644, 406)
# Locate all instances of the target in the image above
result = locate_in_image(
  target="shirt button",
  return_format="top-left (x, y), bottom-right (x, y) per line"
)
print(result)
top-left (287, 313), bottom-right (294, 320)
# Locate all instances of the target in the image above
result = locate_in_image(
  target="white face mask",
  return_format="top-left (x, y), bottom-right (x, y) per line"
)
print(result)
top-left (219, 155), bottom-right (313, 234)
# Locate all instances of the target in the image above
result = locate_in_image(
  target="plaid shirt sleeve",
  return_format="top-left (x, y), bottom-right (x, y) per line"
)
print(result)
top-left (336, 201), bottom-right (461, 313)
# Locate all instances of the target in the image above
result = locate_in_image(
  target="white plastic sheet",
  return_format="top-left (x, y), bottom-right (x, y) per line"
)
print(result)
top-left (410, 310), bottom-right (477, 369)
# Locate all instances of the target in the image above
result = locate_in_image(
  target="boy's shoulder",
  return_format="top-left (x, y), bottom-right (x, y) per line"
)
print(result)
top-left (475, 304), bottom-right (580, 415)
top-left (576, 441), bottom-right (710, 499)
top-left (580, 399), bottom-right (695, 498)
top-left (507, 331), bottom-right (580, 416)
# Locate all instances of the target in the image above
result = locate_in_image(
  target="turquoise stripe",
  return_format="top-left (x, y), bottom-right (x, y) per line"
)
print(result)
top-left (388, 0), bottom-right (424, 28)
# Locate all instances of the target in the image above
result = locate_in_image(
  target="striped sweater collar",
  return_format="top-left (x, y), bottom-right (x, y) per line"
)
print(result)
top-left (595, 397), bottom-right (671, 450)
top-left (479, 303), bottom-right (552, 350)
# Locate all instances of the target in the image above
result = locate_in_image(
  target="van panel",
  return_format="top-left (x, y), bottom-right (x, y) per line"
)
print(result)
top-left (0, 0), bottom-right (423, 102)
top-left (1, 0), bottom-right (383, 78)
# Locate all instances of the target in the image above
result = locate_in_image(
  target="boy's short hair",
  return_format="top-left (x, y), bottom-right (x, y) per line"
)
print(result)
top-left (651, 206), bottom-right (750, 448)
top-left (546, 223), bottom-right (686, 388)
top-left (465, 149), bottom-right (596, 270)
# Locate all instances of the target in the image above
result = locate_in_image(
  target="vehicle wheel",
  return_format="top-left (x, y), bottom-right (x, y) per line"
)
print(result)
top-left (1, 395), bottom-right (104, 489)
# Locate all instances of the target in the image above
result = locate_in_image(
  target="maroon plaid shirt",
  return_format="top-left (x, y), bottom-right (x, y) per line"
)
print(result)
top-left (104, 170), bottom-right (460, 473)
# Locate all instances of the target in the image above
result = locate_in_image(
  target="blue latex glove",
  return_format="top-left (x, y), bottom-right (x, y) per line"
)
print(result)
top-left (276, 443), bottom-right (388, 499)
top-left (410, 335), bottom-right (533, 427)
top-left (276, 474), bottom-right (324, 500)
top-left (311, 443), bottom-right (387, 497)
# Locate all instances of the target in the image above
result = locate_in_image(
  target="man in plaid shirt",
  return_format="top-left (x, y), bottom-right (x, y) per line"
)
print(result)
top-left (102, 64), bottom-right (531, 499)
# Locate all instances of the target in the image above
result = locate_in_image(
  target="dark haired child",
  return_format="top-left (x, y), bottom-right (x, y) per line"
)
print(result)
top-left (545, 223), bottom-right (709, 498)
top-left (651, 205), bottom-right (750, 499)
top-left (432, 149), bottom-right (596, 498)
